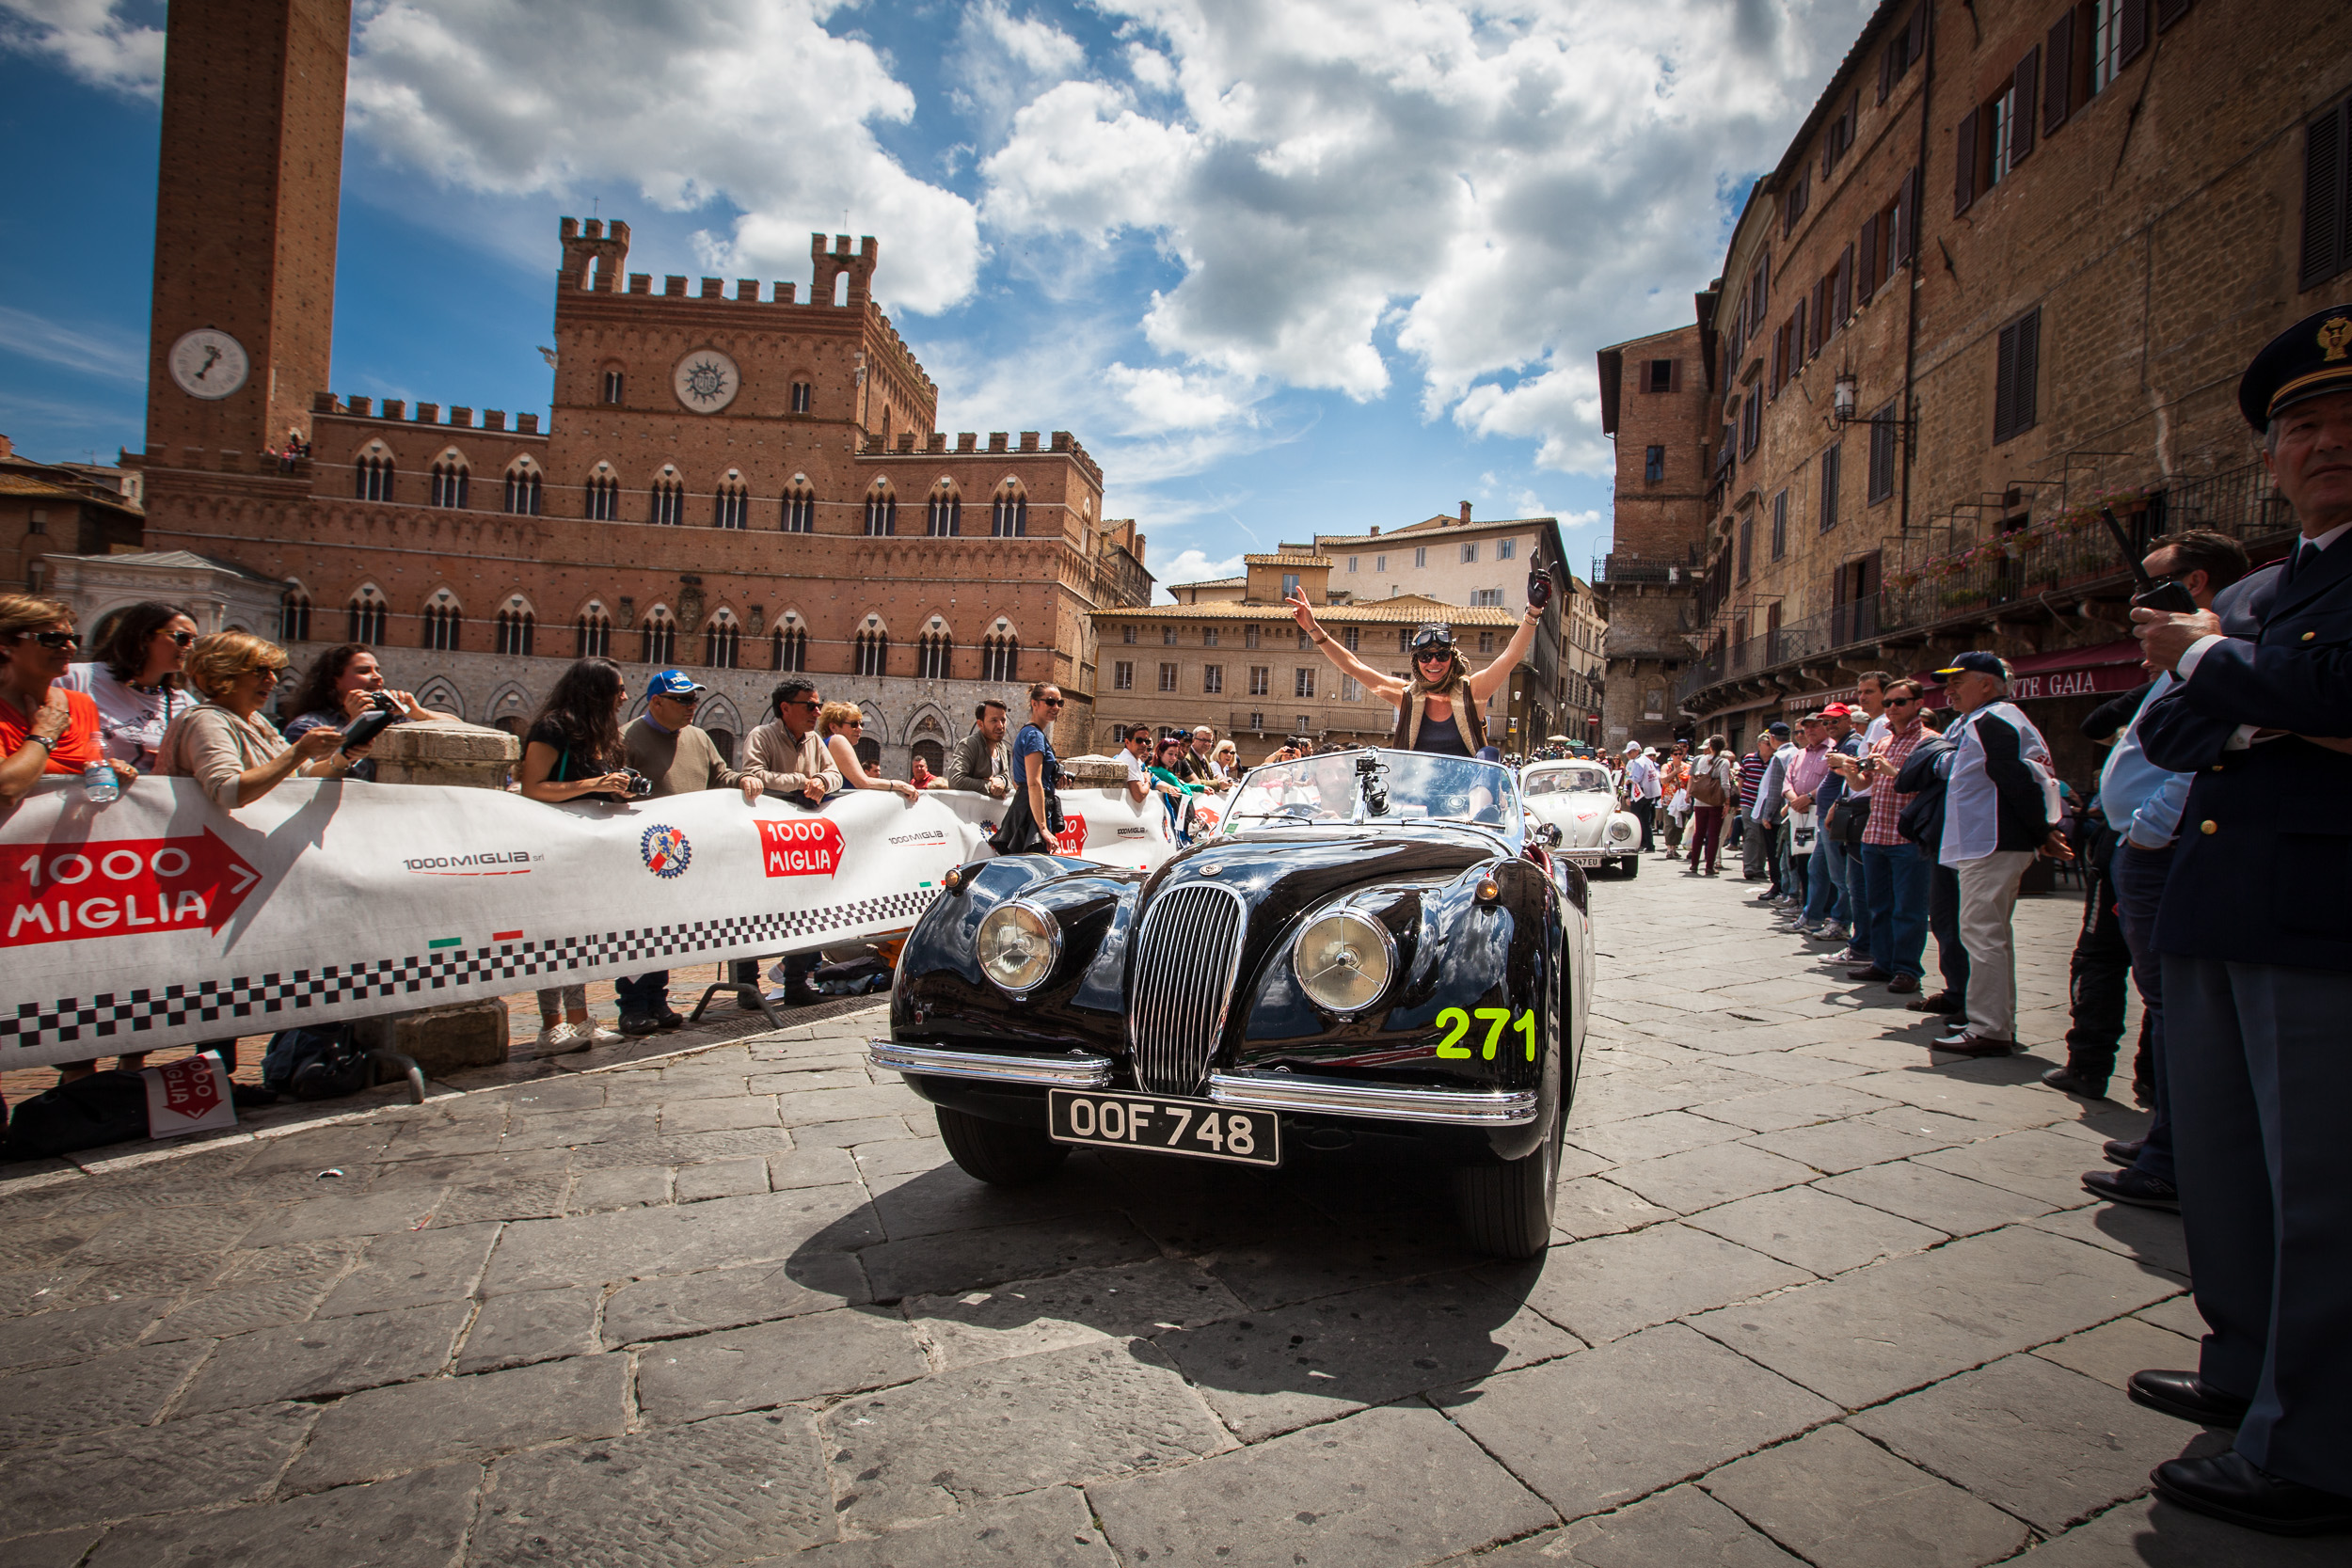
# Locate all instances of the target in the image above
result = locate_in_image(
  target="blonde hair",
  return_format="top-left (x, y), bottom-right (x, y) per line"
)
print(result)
top-left (0, 594), bottom-right (73, 641)
top-left (818, 700), bottom-right (867, 737)
top-left (185, 631), bottom-right (288, 702)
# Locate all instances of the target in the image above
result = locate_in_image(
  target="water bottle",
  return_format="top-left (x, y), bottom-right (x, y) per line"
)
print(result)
top-left (82, 759), bottom-right (119, 804)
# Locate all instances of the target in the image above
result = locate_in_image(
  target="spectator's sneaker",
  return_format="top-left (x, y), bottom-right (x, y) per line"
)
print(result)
top-left (580, 1022), bottom-right (624, 1047)
top-left (1836, 947), bottom-right (1868, 965)
top-left (617, 1014), bottom-right (661, 1037)
top-left (1811, 921), bottom-right (1849, 943)
top-left (532, 1022), bottom-right (585, 1054)
top-left (1931, 1030), bottom-right (2017, 1056)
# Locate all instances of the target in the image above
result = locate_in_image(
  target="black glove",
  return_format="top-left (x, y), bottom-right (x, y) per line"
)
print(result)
top-left (1525, 569), bottom-right (1552, 611)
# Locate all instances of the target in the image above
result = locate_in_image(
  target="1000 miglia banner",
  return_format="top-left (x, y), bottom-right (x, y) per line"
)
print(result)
top-left (0, 779), bottom-right (1190, 1070)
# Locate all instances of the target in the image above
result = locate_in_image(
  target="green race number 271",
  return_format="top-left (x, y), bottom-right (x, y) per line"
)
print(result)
top-left (1435, 1006), bottom-right (1536, 1061)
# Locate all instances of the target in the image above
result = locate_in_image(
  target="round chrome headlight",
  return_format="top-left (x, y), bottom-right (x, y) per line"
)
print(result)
top-left (1293, 909), bottom-right (1395, 1015)
top-left (976, 901), bottom-right (1060, 994)
top-left (1607, 818), bottom-right (1636, 844)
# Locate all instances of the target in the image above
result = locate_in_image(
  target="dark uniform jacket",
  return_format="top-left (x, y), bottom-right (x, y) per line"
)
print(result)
top-left (2138, 542), bottom-right (2352, 971)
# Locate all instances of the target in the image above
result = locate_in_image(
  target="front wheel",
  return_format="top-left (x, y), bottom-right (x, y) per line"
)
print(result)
top-left (1453, 1115), bottom-right (1561, 1259)
top-left (936, 1105), bottom-right (1070, 1186)
top-left (1620, 852), bottom-right (1641, 879)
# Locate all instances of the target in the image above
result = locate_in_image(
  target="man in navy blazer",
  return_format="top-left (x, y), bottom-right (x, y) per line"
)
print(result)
top-left (2128, 305), bottom-right (2352, 1535)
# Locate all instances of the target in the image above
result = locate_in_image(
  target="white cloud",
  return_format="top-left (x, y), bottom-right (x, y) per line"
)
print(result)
top-left (951, 0), bottom-right (1088, 139)
top-left (0, 0), bottom-right (162, 95)
top-left (345, 0), bottom-right (982, 313)
top-left (0, 304), bottom-right (146, 381)
top-left (1153, 546), bottom-right (1247, 599)
top-left (980, 0), bottom-right (1873, 470)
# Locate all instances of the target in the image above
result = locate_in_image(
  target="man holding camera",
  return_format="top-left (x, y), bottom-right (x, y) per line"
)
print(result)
top-left (614, 670), bottom-right (764, 1035)
top-left (2124, 309), bottom-right (2352, 1535)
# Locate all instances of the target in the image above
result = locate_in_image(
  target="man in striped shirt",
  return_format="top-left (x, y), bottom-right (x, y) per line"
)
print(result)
top-left (1848, 679), bottom-right (1938, 993)
top-left (1735, 729), bottom-right (1776, 880)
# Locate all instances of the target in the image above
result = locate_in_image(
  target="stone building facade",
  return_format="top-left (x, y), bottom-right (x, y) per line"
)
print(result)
top-left (120, 0), bottom-right (1149, 777)
top-left (1608, 0), bottom-right (2346, 784)
top-left (1595, 323), bottom-right (1715, 752)
top-left (1091, 552), bottom-right (1525, 763)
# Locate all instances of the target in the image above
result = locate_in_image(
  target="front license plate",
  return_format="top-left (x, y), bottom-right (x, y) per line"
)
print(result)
top-left (1046, 1088), bottom-right (1280, 1167)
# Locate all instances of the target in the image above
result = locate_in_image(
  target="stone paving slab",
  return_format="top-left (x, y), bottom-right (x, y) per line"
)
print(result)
top-left (176, 1301), bottom-right (470, 1415)
top-left (480, 1184), bottom-right (880, 1293)
top-left (1502, 1222), bottom-right (1811, 1345)
top-left (1698, 1422), bottom-right (2029, 1568)
top-left (0, 1338), bottom-right (212, 1447)
top-left (905, 1256), bottom-right (1247, 1371)
top-left (283, 1353), bottom-right (629, 1494)
top-left (636, 1307), bottom-right (928, 1423)
top-left (1469, 1482), bottom-right (1805, 1566)
top-left (600, 1253), bottom-right (873, 1345)
top-left (82, 1462), bottom-right (485, 1568)
top-left (779, 1485), bottom-right (1117, 1566)
top-left (0, 1402), bottom-right (319, 1536)
top-left (1685, 1184), bottom-right (1947, 1277)
top-left (1438, 1322), bottom-right (1836, 1521)
top-left (1088, 1400), bottom-right (1553, 1568)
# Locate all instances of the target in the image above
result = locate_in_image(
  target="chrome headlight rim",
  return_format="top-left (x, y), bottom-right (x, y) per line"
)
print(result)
top-left (976, 898), bottom-right (1062, 998)
top-left (1292, 907), bottom-right (1398, 1018)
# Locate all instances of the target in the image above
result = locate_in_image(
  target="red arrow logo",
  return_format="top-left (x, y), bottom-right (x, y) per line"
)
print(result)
top-left (3, 829), bottom-right (264, 948)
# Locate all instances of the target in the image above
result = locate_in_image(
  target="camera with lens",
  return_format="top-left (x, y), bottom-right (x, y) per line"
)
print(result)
top-left (623, 768), bottom-right (655, 800)
top-left (363, 691), bottom-right (399, 715)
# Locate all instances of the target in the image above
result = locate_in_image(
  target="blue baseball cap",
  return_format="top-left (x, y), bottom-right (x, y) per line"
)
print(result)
top-left (646, 670), bottom-right (707, 698)
top-left (1932, 651), bottom-right (2011, 681)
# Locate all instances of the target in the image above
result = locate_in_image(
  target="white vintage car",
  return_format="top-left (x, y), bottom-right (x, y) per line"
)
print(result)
top-left (1520, 760), bottom-right (1645, 877)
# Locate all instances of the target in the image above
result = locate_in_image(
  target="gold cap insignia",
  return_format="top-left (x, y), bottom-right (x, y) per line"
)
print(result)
top-left (2321, 317), bottom-right (2352, 364)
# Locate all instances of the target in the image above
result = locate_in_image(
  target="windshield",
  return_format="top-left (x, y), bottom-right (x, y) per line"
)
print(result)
top-left (1225, 750), bottom-right (1519, 832)
top-left (1524, 766), bottom-right (1610, 796)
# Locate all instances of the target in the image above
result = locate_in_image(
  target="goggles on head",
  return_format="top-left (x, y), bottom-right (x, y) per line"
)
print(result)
top-left (1410, 626), bottom-right (1456, 654)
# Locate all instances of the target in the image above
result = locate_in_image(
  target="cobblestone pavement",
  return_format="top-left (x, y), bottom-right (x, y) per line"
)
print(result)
top-left (0, 857), bottom-right (2328, 1566)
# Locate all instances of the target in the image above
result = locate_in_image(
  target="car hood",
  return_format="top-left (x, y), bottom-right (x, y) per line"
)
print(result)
top-left (1523, 791), bottom-right (1624, 847)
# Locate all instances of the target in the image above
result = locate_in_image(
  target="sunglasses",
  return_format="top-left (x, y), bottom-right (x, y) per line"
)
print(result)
top-left (162, 629), bottom-right (198, 646)
top-left (20, 630), bottom-right (80, 650)
top-left (839, 719), bottom-right (864, 729)
top-left (1414, 648), bottom-right (1454, 662)
top-left (1039, 697), bottom-right (1065, 708)
top-left (1884, 697), bottom-right (1920, 707)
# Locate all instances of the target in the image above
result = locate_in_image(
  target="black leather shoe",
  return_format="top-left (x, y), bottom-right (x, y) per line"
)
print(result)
top-left (2040, 1065), bottom-right (2110, 1100)
top-left (1885, 974), bottom-right (1921, 994)
top-left (654, 1009), bottom-right (688, 1031)
top-left (229, 1083), bottom-right (279, 1109)
top-left (1848, 965), bottom-right (1893, 982)
top-left (2083, 1166), bottom-right (2180, 1211)
top-left (1932, 1031), bottom-right (2016, 1056)
top-left (2129, 1370), bottom-right (2249, 1429)
top-left (1906, 990), bottom-right (1965, 1014)
top-left (2152, 1450), bottom-right (2352, 1535)
top-left (2103, 1137), bottom-right (2144, 1168)
top-left (617, 1014), bottom-right (660, 1037)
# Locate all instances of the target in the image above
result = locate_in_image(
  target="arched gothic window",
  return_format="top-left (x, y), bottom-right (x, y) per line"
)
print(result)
top-left (430, 459), bottom-right (469, 509)
top-left (650, 473), bottom-right (685, 526)
top-left (504, 464), bottom-right (542, 515)
top-left (585, 469), bottom-right (619, 520)
top-left (421, 597), bottom-right (462, 652)
top-left (705, 614), bottom-right (739, 670)
top-left (640, 610), bottom-right (676, 664)
top-left (713, 477), bottom-right (748, 530)
top-left (348, 589), bottom-right (387, 645)
top-left (854, 627), bottom-right (889, 677)
top-left (981, 632), bottom-right (1020, 682)
top-left (496, 606), bottom-right (534, 656)
top-left (576, 606), bottom-right (612, 658)
top-left (355, 454), bottom-right (392, 502)
top-left (278, 588), bottom-right (311, 643)
top-left (864, 483), bottom-right (896, 537)
top-left (916, 627), bottom-right (952, 680)
top-left (771, 623), bottom-right (807, 672)
top-left (926, 482), bottom-right (961, 537)
top-left (782, 483), bottom-right (815, 533)
top-left (990, 481), bottom-right (1027, 538)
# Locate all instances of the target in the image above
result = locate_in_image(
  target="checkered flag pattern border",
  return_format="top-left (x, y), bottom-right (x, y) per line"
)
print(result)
top-left (1, 889), bottom-right (938, 1054)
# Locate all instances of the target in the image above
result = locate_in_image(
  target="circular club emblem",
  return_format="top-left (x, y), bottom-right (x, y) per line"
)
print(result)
top-left (671, 348), bottom-right (740, 413)
top-left (167, 328), bottom-right (250, 401)
top-left (641, 824), bottom-right (691, 879)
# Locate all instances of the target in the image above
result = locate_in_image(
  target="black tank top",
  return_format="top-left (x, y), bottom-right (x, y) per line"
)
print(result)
top-left (1411, 703), bottom-right (1471, 756)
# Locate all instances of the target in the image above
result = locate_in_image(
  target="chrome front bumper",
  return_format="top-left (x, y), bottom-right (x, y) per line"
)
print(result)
top-left (1557, 847), bottom-right (1609, 867)
top-left (868, 1040), bottom-right (1537, 1126)
top-left (867, 1039), bottom-right (1114, 1087)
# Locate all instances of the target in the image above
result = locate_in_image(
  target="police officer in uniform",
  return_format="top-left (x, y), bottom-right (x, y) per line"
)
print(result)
top-left (2128, 305), bottom-right (2352, 1535)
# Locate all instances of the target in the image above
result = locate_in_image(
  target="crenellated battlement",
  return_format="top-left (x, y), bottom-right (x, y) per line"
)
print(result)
top-left (810, 232), bottom-right (878, 309)
top-left (307, 391), bottom-right (545, 438)
top-left (557, 216), bottom-right (631, 293)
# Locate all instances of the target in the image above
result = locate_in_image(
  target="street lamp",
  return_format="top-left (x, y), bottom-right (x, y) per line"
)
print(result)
top-left (1831, 369), bottom-right (1858, 424)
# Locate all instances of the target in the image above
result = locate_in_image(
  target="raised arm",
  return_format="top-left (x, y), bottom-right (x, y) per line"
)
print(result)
top-left (1287, 591), bottom-right (1404, 702)
top-left (1464, 607), bottom-right (1542, 705)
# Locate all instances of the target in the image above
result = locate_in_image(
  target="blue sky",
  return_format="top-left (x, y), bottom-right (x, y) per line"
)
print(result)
top-left (0, 0), bottom-right (1869, 594)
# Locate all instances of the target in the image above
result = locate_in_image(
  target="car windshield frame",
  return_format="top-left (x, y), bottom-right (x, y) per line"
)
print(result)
top-left (1522, 764), bottom-right (1613, 796)
top-left (1222, 749), bottom-right (1521, 842)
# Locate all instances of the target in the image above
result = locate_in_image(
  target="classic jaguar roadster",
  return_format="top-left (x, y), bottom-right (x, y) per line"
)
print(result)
top-left (869, 749), bottom-right (1591, 1257)
top-left (1519, 759), bottom-right (1645, 878)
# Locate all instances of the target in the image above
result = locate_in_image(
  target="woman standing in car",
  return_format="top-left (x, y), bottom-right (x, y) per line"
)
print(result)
top-left (1288, 579), bottom-right (1545, 755)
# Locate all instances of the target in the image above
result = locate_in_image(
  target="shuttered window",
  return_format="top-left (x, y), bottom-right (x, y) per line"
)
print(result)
top-left (1955, 107), bottom-right (1980, 214)
top-left (2155, 0), bottom-right (2192, 29)
top-left (2010, 48), bottom-right (2039, 166)
top-left (1892, 170), bottom-right (1916, 264)
top-left (1819, 445), bottom-right (1842, 533)
top-left (1867, 402), bottom-right (1899, 503)
top-left (1835, 244), bottom-right (1854, 326)
top-left (2044, 12), bottom-right (2075, 135)
top-left (2303, 94), bottom-right (2351, 292)
top-left (1858, 214), bottom-right (1880, 305)
top-left (1994, 309), bottom-right (2042, 444)
top-left (1738, 517), bottom-right (1753, 582)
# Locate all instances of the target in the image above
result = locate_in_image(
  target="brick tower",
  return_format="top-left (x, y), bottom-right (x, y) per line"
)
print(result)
top-left (143, 0), bottom-right (352, 465)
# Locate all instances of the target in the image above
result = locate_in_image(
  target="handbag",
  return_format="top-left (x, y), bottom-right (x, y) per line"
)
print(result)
top-left (1690, 763), bottom-right (1727, 808)
top-left (1828, 795), bottom-right (1870, 845)
top-left (1788, 807), bottom-right (1817, 852)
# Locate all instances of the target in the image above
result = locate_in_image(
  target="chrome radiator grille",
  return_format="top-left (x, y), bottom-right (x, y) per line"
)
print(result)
top-left (1126, 881), bottom-right (1247, 1096)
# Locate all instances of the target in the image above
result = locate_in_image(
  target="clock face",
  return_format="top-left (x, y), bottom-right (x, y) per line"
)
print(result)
top-left (167, 328), bottom-right (250, 401)
top-left (673, 349), bottom-right (741, 414)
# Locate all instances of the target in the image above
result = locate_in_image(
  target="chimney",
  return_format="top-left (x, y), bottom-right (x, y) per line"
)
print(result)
top-left (1459, 502), bottom-right (1471, 525)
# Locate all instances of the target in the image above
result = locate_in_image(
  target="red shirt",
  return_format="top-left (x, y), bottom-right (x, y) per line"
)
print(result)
top-left (0, 689), bottom-right (106, 774)
top-left (1861, 718), bottom-right (1939, 847)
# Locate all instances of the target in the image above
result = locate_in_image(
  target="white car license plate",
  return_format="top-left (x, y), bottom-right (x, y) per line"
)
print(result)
top-left (1046, 1088), bottom-right (1280, 1167)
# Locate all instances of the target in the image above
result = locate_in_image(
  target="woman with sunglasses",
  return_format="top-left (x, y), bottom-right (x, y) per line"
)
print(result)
top-left (819, 702), bottom-right (919, 800)
top-left (156, 632), bottom-right (369, 809)
top-left (1288, 578), bottom-right (1547, 756)
top-left (56, 599), bottom-right (198, 774)
top-left (0, 594), bottom-right (117, 806)
top-left (995, 682), bottom-right (1066, 854)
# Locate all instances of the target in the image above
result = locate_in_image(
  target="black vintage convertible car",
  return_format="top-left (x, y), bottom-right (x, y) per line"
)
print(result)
top-left (868, 749), bottom-right (1593, 1257)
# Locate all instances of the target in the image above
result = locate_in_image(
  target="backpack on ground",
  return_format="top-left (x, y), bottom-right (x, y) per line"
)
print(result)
top-left (261, 1025), bottom-right (372, 1101)
top-left (6, 1070), bottom-right (150, 1160)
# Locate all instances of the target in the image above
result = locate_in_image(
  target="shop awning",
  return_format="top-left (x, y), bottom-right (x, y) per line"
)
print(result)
top-left (1915, 640), bottom-right (2150, 704)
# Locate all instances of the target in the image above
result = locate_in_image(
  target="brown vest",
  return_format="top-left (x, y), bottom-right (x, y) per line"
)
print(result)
top-left (1391, 683), bottom-right (1486, 752)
